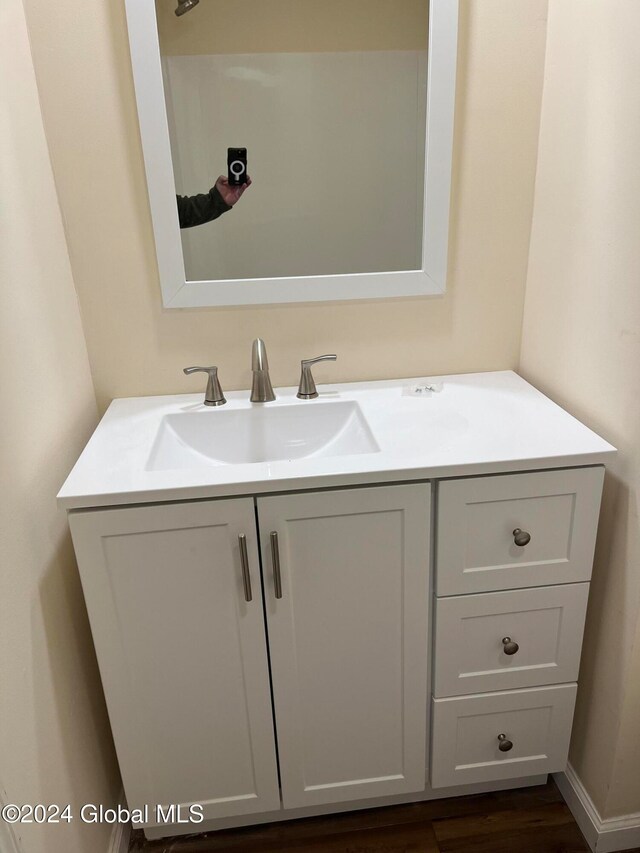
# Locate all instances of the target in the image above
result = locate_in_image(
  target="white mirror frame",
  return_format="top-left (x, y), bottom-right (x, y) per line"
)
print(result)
top-left (125, 0), bottom-right (458, 308)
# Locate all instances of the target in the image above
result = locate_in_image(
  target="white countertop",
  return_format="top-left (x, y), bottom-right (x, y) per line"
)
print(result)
top-left (58, 371), bottom-right (616, 510)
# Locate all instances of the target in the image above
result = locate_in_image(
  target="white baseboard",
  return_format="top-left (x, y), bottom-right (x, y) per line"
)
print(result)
top-left (108, 791), bottom-right (131, 853)
top-left (554, 764), bottom-right (640, 853)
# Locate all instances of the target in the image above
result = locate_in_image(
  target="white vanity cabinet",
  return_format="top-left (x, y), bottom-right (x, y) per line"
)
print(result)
top-left (59, 372), bottom-right (615, 839)
top-left (68, 466), bottom-right (605, 837)
top-left (69, 483), bottom-right (431, 832)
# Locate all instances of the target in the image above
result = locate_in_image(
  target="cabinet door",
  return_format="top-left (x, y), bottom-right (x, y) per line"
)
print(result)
top-left (69, 499), bottom-right (280, 828)
top-left (258, 484), bottom-right (431, 809)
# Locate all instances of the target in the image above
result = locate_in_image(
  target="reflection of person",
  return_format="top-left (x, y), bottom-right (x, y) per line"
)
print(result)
top-left (177, 175), bottom-right (252, 229)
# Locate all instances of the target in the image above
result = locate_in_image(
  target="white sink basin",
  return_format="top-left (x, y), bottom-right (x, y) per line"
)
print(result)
top-left (146, 400), bottom-right (380, 470)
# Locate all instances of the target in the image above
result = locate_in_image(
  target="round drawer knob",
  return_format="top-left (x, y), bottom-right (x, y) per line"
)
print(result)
top-left (513, 528), bottom-right (531, 547)
top-left (502, 636), bottom-right (519, 655)
top-left (497, 733), bottom-right (513, 752)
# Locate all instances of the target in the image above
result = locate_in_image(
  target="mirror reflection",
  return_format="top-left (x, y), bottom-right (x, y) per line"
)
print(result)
top-left (156, 0), bottom-right (429, 282)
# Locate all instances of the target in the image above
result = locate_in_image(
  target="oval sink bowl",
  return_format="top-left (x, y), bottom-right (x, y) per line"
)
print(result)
top-left (146, 401), bottom-right (380, 470)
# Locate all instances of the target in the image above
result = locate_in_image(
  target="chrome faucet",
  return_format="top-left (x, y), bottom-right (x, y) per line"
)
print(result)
top-left (250, 339), bottom-right (276, 402)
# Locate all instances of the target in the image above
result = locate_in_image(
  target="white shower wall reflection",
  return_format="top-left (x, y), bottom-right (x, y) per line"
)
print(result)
top-left (157, 0), bottom-right (429, 282)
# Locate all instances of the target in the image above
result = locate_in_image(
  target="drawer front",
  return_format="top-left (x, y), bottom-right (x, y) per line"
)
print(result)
top-left (433, 584), bottom-right (589, 697)
top-left (436, 467), bottom-right (604, 595)
top-left (431, 684), bottom-right (577, 788)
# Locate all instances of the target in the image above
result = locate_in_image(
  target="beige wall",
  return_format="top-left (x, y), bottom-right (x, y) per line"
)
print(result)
top-left (23, 0), bottom-right (548, 414)
top-left (520, 0), bottom-right (640, 820)
top-left (156, 0), bottom-right (429, 55)
top-left (0, 1), bottom-right (121, 851)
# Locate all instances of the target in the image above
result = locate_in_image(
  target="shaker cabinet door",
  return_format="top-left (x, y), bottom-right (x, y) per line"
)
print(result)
top-left (69, 499), bottom-right (280, 830)
top-left (258, 484), bottom-right (431, 809)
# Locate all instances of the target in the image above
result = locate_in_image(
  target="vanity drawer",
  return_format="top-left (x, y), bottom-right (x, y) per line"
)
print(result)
top-left (431, 683), bottom-right (577, 788)
top-left (436, 467), bottom-right (604, 595)
top-left (433, 583), bottom-right (589, 697)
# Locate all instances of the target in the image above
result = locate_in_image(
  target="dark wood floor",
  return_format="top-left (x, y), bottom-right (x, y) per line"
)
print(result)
top-left (130, 780), bottom-right (637, 853)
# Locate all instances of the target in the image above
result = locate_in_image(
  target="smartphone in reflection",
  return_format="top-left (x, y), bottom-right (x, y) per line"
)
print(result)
top-left (227, 147), bottom-right (248, 186)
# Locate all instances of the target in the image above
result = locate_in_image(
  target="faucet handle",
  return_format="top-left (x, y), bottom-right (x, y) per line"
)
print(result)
top-left (183, 366), bottom-right (227, 407)
top-left (297, 354), bottom-right (337, 399)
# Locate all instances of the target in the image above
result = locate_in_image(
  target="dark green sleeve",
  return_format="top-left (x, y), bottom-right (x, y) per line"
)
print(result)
top-left (176, 185), bottom-right (232, 229)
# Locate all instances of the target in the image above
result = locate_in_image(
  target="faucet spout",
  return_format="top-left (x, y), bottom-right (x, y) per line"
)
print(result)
top-left (251, 338), bottom-right (269, 372)
top-left (250, 338), bottom-right (276, 402)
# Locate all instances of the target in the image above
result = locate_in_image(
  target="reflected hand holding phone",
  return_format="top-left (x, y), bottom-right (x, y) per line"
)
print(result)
top-left (216, 173), bottom-right (252, 207)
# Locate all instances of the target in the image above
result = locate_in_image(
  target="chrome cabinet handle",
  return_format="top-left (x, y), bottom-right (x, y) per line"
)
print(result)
top-left (238, 535), bottom-right (252, 602)
top-left (270, 531), bottom-right (283, 599)
top-left (502, 637), bottom-right (519, 656)
top-left (497, 733), bottom-right (513, 752)
top-left (513, 528), bottom-right (531, 547)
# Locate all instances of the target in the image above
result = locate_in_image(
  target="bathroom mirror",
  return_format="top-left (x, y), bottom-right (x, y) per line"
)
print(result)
top-left (125, 0), bottom-right (458, 307)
